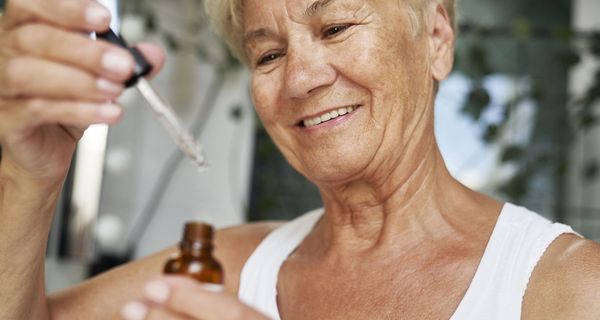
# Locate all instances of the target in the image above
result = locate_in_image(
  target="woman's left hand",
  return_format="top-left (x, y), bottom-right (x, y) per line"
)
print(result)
top-left (121, 276), bottom-right (270, 320)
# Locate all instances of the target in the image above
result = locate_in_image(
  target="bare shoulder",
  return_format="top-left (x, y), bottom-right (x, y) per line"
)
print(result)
top-left (214, 220), bottom-right (285, 293)
top-left (523, 234), bottom-right (600, 320)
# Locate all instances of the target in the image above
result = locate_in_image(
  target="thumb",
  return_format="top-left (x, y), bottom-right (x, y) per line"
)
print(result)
top-left (134, 42), bottom-right (167, 80)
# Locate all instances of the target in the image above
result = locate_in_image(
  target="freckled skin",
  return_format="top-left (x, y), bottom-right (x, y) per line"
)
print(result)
top-left (246, 0), bottom-right (434, 187)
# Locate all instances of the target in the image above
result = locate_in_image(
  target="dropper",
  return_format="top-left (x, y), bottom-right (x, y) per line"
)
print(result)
top-left (96, 29), bottom-right (208, 169)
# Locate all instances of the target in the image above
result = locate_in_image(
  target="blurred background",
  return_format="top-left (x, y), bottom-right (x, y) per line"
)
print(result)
top-left (0, 0), bottom-right (596, 293)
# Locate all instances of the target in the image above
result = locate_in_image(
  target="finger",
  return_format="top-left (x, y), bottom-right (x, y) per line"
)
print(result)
top-left (0, 57), bottom-right (124, 100)
top-left (121, 301), bottom-right (191, 320)
top-left (3, 0), bottom-right (111, 32)
top-left (144, 277), bottom-right (270, 320)
top-left (134, 42), bottom-right (167, 79)
top-left (145, 305), bottom-right (193, 320)
top-left (121, 301), bottom-right (149, 320)
top-left (8, 23), bottom-right (134, 82)
top-left (60, 124), bottom-right (87, 141)
top-left (0, 99), bottom-right (122, 140)
top-left (25, 100), bottom-right (123, 127)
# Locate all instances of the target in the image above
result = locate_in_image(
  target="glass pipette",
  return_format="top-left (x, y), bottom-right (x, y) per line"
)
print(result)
top-left (96, 29), bottom-right (208, 169)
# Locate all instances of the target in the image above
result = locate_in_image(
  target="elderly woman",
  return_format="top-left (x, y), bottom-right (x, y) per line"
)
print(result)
top-left (0, 0), bottom-right (599, 319)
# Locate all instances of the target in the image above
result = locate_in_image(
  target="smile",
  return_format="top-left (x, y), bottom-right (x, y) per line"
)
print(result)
top-left (301, 105), bottom-right (360, 128)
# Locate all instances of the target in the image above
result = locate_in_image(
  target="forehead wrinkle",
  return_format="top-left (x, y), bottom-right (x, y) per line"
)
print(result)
top-left (245, 28), bottom-right (275, 46)
top-left (305, 0), bottom-right (337, 17)
top-left (244, 2), bottom-right (287, 50)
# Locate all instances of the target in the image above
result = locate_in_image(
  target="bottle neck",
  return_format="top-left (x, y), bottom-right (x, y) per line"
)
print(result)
top-left (180, 241), bottom-right (213, 257)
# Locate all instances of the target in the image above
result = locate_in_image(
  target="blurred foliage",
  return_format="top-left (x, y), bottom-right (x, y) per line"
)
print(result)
top-left (583, 161), bottom-right (599, 183)
top-left (456, 19), bottom-right (600, 202)
top-left (501, 146), bottom-right (525, 163)
top-left (462, 85), bottom-right (491, 119)
top-left (576, 70), bottom-right (600, 129)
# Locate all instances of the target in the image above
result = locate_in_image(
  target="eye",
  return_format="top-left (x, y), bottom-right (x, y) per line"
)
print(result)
top-left (257, 52), bottom-right (284, 67)
top-left (322, 24), bottom-right (351, 39)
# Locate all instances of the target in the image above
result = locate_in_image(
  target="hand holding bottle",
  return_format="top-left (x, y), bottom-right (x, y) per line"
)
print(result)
top-left (121, 222), bottom-right (269, 320)
top-left (122, 276), bottom-right (270, 320)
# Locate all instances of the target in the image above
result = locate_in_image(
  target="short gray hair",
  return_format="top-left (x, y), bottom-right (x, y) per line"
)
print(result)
top-left (204, 0), bottom-right (456, 66)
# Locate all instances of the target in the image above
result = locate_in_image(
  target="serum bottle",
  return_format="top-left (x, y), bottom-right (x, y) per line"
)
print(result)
top-left (164, 222), bottom-right (224, 291)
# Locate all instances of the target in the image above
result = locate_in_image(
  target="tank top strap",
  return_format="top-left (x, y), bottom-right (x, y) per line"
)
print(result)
top-left (238, 208), bottom-right (324, 319)
top-left (450, 203), bottom-right (579, 319)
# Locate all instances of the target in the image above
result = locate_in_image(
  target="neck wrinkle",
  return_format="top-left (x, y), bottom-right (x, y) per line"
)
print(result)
top-left (317, 134), bottom-right (444, 252)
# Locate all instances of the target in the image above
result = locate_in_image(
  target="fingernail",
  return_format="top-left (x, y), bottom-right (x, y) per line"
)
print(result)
top-left (97, 104), bottom-right (121, 119)
top-left (145, 280), bottom-right (170, 303)
top-left (97, 78), bottom-right (122, 94)
top-left (86, 4), bottom-right (111, 27)
top-left (101, 51), bottom-right (132, 75)
top-left (201, 283), bottom-right (224, 293)
top-left (121, 302), bottom-right (147, 320)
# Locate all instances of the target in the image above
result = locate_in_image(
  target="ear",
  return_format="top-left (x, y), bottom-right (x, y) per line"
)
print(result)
top-left (426, 3), bottom-right (455, 81)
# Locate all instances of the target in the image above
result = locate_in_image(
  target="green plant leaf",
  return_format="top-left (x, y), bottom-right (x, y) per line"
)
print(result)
top-left (557, 47), bottom-right (581, 68)
top-left (499, 170), bottom-right (531, 200)
top-left (144, 11), bottom-right (157, 33)
top-left (582, 161), bottom-right (599, 182)
top-left (590, 33), bottom-right (600, 57)
top-left (163, 32), bottom-right (180, 51)
top-left (467, 45), bottom-right (492, 79)
top-left (501, 146), bottom-right (525, 163)
top-left (462, 86), bottom-right (491, 120)
top-left (512, 18), bottom-right (532, 40)
top-left (554, 26), bottom-right (573, 42)
top-left (482, 124), bottom-right (500, 143)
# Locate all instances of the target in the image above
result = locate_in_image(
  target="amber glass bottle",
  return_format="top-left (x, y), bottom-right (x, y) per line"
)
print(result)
top-left (164, 222), bottom-right (224, 288)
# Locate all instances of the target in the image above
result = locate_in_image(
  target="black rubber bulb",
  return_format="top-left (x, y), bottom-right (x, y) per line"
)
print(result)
top-left (96, 29), bottom-right (153, 87)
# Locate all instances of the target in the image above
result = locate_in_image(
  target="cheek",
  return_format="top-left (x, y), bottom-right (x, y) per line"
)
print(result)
top-left (334, 31), bottom-right (414, 124)
top-left (251, 75), bottom-right (295, 151)
top-left (334, 26), bottom-right (417, 97)
top-left (338, 33), bottom-right (389, 88)
top-left (251, 77), bottom-right (277, 124)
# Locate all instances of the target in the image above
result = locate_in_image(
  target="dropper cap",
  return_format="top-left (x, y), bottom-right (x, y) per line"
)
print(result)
top-left (96, 28), bottom-right (153, 87)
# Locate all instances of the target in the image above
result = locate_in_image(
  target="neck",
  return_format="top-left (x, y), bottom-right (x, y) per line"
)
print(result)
top-left (316, 132), bottom-right (497, 253)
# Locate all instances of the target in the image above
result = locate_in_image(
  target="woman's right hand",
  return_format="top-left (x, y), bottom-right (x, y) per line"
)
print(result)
top-left (0, 0), bottom-right (164, 186)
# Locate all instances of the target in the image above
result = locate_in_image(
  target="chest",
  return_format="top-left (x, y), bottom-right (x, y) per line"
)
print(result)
top-left (276, 254), bottom-right (478, 320)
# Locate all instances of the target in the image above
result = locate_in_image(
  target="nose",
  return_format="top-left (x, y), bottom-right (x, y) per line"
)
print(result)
top-left (283, 44), bottom-right (336, 100)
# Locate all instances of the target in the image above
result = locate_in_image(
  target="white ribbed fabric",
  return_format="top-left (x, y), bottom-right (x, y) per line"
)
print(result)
top-left (238, 208), bottom-right (324, 319)
top-left (238, 203), bottom-right (577, 320)
top-left (449, 203), bottom-right (578, 319)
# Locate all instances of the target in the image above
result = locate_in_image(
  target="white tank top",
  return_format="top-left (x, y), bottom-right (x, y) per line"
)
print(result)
top-left (238, 203), bottom-right (577, 319)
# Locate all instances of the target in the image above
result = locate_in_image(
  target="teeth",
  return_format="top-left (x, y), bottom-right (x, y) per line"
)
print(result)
top-left (320, 113), bottom-right (332, 122)
top-left (303, 105), bottom-right (358, 128)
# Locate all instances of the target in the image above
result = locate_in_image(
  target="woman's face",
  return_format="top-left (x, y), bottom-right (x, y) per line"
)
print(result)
top-left (244, 0), bottom-right (442, 185)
